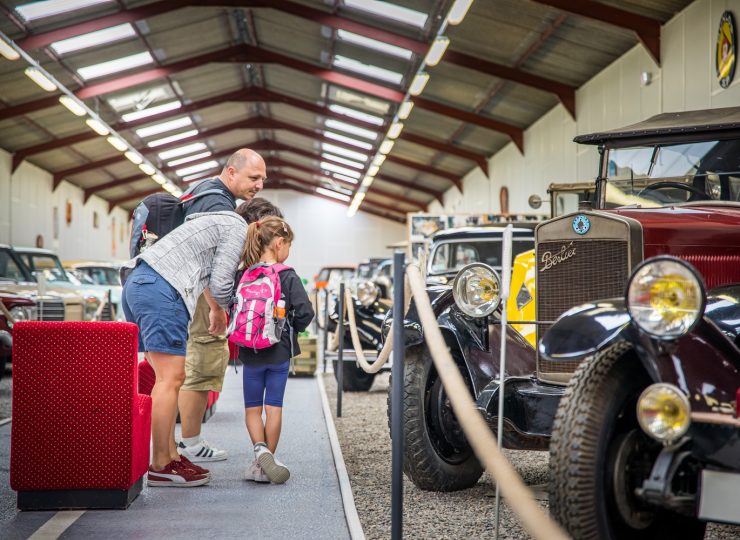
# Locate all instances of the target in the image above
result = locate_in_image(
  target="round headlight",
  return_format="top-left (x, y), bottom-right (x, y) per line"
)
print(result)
top-left (10, 306), bottom-right (29, 322)
top-left (626, 257), bottom-right (704, 339)
top-left (637, 383), bottom-right (691, 444)
top-left (357, 281), bottom-right (379, 307)
top-left (452, 263), bottom-right (501, 318)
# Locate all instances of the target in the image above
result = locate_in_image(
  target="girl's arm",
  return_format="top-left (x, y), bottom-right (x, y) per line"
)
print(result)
top-left (285, 271), bottom-right (315, 332)
top-left (209, 218), bottom-right (248, 309)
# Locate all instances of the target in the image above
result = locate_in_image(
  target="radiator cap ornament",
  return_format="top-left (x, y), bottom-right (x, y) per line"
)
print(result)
top-left (572, 214), bottom-right (591, 235)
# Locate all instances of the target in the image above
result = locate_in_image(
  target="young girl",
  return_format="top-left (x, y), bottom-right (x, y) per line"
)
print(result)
top-left (237, 216), bottom-right (314, 484)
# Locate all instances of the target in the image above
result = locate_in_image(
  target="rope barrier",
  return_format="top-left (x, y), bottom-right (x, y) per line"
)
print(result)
top-left (404, 264), bottom-right (568, 540)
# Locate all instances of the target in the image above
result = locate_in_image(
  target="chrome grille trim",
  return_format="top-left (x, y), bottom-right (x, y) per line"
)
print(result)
top-left (37, 300), bottom-right (65, 321)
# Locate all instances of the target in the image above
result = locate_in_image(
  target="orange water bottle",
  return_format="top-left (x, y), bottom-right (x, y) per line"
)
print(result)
top-left (276, 299), bottom-right (286, 319)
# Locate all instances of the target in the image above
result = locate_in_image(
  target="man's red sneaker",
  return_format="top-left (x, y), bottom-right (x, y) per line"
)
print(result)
top-left (147, 460), bottom-right (210, 487)
top-left (178, 455), bottom-right (211, 477)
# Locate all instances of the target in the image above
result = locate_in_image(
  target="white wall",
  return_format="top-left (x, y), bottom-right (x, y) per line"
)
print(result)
top-left (431, 0), bottom-right (740, 215)
top-left (254, 189), bottom-right (406, 282)
top-left (0, 148), bottom-right (131, 261)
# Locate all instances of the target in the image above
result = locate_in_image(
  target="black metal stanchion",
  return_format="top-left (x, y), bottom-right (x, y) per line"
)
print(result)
top-left (322, 289), bottom-right (329, 373)
top-left (391, 251), bottom-right (405, 540)
top-left (336, 282), bottom-right (345, 418)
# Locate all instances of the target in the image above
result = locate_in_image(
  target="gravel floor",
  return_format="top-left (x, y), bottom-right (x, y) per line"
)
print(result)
top-left (322, 371), bottom-right (740, 540)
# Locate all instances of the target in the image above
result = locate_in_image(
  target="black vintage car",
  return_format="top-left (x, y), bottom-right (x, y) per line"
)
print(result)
top-left (544, 256), bottom-right (740, 539)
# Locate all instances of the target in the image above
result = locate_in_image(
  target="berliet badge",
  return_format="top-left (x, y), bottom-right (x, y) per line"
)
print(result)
top-left (572, 214), bottom-right (591, 235)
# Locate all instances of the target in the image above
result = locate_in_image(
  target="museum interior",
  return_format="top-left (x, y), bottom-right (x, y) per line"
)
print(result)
top-left (0, 0), bottom-right (739, 538)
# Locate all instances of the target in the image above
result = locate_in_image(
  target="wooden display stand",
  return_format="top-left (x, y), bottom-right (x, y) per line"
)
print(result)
top-left (292, 336), bottom-right (317, 376)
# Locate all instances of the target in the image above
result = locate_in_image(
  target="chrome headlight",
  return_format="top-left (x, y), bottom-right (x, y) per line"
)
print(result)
top-left (637, 383), bottom-right (691, 444)
top-left (83, 295), bottom-right (100, 320)
top-left (357, 281), bottom-right (379, 307)
top-left (452, 263), bottom-right (501, 318)
top-left (8, 305), bottom-right (37, 327)
top-left (626, 257), bottom-right (704, 339)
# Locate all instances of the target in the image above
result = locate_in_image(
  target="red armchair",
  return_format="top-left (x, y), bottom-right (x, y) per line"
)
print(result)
top-left (11, 322), bottom-right (151, 510)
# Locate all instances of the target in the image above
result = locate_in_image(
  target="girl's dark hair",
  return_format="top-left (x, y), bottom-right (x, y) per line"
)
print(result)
top-left (235, 197), bottom-right (283, 224)
top-left (242, 216), bottom-right (294, 267)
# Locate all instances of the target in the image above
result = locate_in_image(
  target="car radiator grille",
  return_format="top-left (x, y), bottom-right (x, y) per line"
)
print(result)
top-left (536, 239), bottom-right (630, 378)
top-left (38, 300), bottom-right (65, 321)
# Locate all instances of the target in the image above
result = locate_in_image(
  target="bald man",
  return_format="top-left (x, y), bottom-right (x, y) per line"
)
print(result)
top-left (177, 149), bottom-right (266, 466)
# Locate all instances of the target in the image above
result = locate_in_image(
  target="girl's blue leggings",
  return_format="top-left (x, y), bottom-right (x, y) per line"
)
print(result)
top-left (242, 361), bottom-right (290, 408)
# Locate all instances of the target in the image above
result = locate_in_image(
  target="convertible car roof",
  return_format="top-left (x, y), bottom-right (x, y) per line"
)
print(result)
top-left (574, 106), bottom-right (740, 146)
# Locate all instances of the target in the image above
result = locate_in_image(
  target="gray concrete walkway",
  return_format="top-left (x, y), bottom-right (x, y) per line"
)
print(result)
top-left (0, 369), bottom-right (350, 540)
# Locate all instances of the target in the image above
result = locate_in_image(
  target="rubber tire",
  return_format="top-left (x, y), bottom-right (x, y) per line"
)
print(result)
top-left (549, 342), bottom-right (706, 540)
top-left (0, 356), bottom-right (5, 381)
top-left (389, 346), bottom-right (483, 492)
top-left (333, 359), bottom-right (376, 392)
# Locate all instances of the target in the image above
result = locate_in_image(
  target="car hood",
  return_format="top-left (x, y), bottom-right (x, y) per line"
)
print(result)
top-left (0, 282), bottom-right (84, 304)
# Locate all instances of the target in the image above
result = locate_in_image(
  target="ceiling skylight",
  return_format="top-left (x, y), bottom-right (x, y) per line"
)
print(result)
top-left (316, 187), bottom-right (351, 202)
top-left (147, 129), bottom-right (199, 148)
top-left (336, 29), bottom-right (412, 60)
top-left (16, 0), bottom-right (112, 21)
top-left (50, 24), bottom-right (136, 55)
top-left (320, 162), bottom-right (362, 179)
top-left (323, 131), bottom-right (374, 150)
top-left (321, 153), bottom-right (364, 169)
top-left (158, 143), bottom-right (208, 161)
top-left (321, 143), bottom-right (368, 162)
top-left (333, 55), bottom-right (403, 85)
top-left (328, 104), bottom-right (384, 126)
top-left (176, 160), bottom-right (220, 177)
top-left (343, 0), bottom-right (428, 28)
top-left (136, 117), bottom-right (193, 138)
top-left (332, 88), bottom-right (390, 114)
top-left (77, 51), bottom-right (154, 81)
top-left (108, 86), bottom-right (172, 112)
top-left (122, 101), bottom-right (182, 122)
top-left (324, 119), bottom-right (377, 140)
top-left (167, 152), bottom-right (212, 168)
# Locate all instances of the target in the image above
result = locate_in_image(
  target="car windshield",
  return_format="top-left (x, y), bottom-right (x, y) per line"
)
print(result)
top-left (0, 250), bottom-right (30, 282)
top-left (605, 140), bottom-right (740, 207)
top-left (357, 264), bottom-right (374, 279)
top-left (22, 253), bottom-right (70, 283)
top-left (77, 266), bottom-right (121, 286)
top-left (429, 239), bottom-right (534, 275)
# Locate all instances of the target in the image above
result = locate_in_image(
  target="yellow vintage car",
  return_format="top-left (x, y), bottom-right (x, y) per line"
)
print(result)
top-left (506, 249), bottom-right (536, 347)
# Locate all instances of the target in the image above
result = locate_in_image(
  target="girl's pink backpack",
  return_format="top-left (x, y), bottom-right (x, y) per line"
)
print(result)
top-left (227, 263), bottom-right (290, 350)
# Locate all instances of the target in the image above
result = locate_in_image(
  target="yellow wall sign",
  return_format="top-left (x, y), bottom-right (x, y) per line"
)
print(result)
top-left (717, 11), bottom-right (736, 88)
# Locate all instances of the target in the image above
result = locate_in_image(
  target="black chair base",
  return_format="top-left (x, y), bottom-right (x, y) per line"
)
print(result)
top-left (17, 476), bottom-right (143, 511)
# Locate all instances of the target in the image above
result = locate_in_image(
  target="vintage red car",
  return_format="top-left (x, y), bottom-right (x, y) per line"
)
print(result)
top-left (0, 291), bottom-right (37, 379)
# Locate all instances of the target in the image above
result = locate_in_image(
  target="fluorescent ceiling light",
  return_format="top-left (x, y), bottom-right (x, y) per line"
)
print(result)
top-left (409, 72), bottom-right (430, 96)
top-left (344, 0), bottom-right (427, 28)
top-left (320, 162), bottom-right (361, 179)
top-left (323, 131), bottom-right (373, 150)
top-left (398, 101), bottom-right (414, 120)
top-left (336, 29), bottom-right (412, 59)
top-left (379, 140), bottom-right (395, 154)
top-left (328, 104), bottom-right (384, 126)
top-left (16, 0), bottom-right (112, 21)
top-left (59, 95), bottom-right (87, 116)
top-left (147, 129), bottom-right (199, 148)
top-left (321, 153), bottom-right (364, 169)
top-left (152, 173), bottom-right (167, 185)
top-left (424, 36), bottom-right (450, 67)
top-left (139, 163), bottom-right (156, 175)
top-left (163, 183), bottom-right (176, 193)
top-left (325, 119), bottom-right (377, 140)
top-left (77, 51), bottom-right (154, 81)
top-left (447, 0), bottom-right (474, 25)
top-left (85, 118), bottom-right (109, 136)
top-left (321, 143), bottom-right (368, 162)
top-left (158, 142), bottom-right (207, 160)
top-left (167, 151), bottom-right (212, 167)
top-left (361, 176), bottom-right (374, 187)
top-left (50, 24), bottom-right (135, 55)
top-left (107, 86), bottom-right (170, 112)
top-left (135, 117), bottom-right (192, 138)
top-left (107, 136), bottom-right (128, 151)
top-left (387, 121), bottom-right (404, 139)
top-left (316, 187), bottom-right (351, 202)
top-left (0, 36), bottom-right (20, 60)
top-left (332, 173), bottom-right (359, 184)
top-left (122, 101), bottom-right (182, 122)
top-left (373, 154), bottom-right (387, 166)
top-left (367, 165), bottom-right (380, 177)
top-left (24, 67), bottom-right (57, 92)
top-left (333, 55), bottom-right (403, 85)
top-left (124, 151), bottom-right (143, 164)
top-left (333, 88), bottom-right (389, 114)
top-left (176, 160), bottom-right (220, 177)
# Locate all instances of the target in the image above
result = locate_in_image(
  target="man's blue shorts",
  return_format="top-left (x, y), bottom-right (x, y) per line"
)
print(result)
top-left (122, 261), bottom-right (190, 356)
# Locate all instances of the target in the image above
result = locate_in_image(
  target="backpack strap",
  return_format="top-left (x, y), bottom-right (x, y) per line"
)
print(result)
top-left (179, 188), bottom-right (225, 206)
top-left (271, 263), bottom-right (292, 273)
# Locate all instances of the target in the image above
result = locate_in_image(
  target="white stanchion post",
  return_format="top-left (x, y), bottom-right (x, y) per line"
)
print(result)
top-left (494, 225), bottom-right (514, 540)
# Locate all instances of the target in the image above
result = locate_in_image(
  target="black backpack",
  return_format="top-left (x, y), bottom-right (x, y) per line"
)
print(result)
top-left (129, 185), bottom-right (224, 257)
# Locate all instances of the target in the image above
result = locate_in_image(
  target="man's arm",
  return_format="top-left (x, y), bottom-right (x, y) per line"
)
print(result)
top-left (204, 288), bottom-right (227, 336)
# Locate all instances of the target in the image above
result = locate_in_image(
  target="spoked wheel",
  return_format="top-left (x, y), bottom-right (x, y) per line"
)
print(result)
top-left (391, 346), bottom-right (483, 491)
top-left (549, 342), bottom-right (706, 540)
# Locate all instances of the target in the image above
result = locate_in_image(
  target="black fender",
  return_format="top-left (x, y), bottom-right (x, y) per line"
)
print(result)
top-left (0, 330), bottom-right (12, 357)
top-left (539, 299), bottom-right (634, 361)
